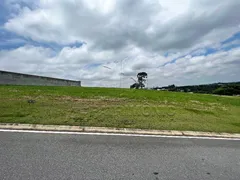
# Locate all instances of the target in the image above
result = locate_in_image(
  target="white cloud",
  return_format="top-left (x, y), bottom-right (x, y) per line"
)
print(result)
top-left (5, 0), bottom-right (240, 50)
top-left (0, 44), bottom-right (239, 87)
top-left (1, 0), bottom-right (240, 87)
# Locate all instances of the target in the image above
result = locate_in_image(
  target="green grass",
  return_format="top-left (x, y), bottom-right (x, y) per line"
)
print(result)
top-left (0, 85), bottom-right (240, 133)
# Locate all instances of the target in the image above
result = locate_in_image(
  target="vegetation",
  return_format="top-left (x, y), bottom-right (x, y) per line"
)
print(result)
top-left (0, 85), bottom-right (240, 133)
top-left (153, 82), bottom-right (240, 96)
top-left (213, 84), bottom-right (240, 96)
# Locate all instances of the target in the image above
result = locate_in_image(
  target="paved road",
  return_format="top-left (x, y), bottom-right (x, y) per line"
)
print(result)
top-left (0, 131), bottom-right (240, 180)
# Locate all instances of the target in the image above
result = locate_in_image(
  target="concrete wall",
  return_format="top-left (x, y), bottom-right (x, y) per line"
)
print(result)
top-left (0, 70), bottom-right (81, 86)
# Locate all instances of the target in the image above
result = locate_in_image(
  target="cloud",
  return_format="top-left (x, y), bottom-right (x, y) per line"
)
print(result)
top-left (0, 0), bottom-right (240, 87)
top-left (0, 43), bottom-right (239, 87)
top-left (156, 47), bottom-right (240, 85)
top-left (4, 0), bottom-right (240, 52)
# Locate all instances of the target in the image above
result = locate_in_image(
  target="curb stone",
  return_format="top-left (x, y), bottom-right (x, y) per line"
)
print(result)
top-left (0, 123), bottom-right (240, 139)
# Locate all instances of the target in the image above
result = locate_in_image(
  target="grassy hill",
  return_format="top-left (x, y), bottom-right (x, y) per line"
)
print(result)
top-left (0, 85), bottom-right (239, 133)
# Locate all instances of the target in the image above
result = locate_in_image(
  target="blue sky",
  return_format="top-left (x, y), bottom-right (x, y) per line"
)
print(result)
top-left (0, 0), bottom-right (240, 87)
top-left (163, 31), bottom-right (240, 66)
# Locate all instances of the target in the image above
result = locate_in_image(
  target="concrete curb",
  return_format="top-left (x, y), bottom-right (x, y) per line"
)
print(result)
top-left (0, 123), bottom-right (240, 139)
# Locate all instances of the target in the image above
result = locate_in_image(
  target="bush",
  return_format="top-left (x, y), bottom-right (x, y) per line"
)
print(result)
top-left (213, 85), bottom-right (240, 96)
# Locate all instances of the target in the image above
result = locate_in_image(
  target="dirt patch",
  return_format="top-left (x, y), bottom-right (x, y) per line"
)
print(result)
top-left (53, 96), bottom-right (129, 106)
top-left (190, 100), bottom-right (203, 104)
top-left (208, 102), bottom-right (227, 111)
top-left (8, 89), bottom-right (19, 93)
top-left (23, 96), bottom-right (33, 99)
top-left (209, 102), bottom-right (221, 106)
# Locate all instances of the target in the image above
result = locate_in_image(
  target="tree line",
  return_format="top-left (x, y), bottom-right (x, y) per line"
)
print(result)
top-left (152, 82), bottom-right (240, 96)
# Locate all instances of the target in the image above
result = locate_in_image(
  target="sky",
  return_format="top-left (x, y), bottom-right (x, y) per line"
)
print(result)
top-left (0, 0), bottom-right (239, 88)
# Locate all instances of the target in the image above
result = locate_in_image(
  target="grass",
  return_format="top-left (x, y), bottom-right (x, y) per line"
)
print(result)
top-left (0, 85), bottom-right (240, 133)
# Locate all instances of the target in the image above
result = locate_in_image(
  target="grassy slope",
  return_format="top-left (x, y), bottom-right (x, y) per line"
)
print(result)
top-left (0, 85), bottom-right (240, 133)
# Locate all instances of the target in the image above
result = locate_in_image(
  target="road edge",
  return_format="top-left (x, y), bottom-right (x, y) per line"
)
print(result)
top-left (0, 123), bottom-right (240, 139)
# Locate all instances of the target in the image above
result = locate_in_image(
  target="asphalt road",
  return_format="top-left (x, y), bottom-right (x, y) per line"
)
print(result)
top-left (0, 131), bottom-right (240, 180)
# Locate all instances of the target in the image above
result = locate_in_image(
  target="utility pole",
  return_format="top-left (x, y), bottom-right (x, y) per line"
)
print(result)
top-left (120, 59), bottom-right (123, 88)
top-left (104, 56), bottom-right (128, 88)
top-left (119, 57), bottom-right (129, 88)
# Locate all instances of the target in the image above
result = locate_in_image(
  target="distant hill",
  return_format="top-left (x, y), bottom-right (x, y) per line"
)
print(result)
top-left (152, 82), bottom-right (240, 96)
